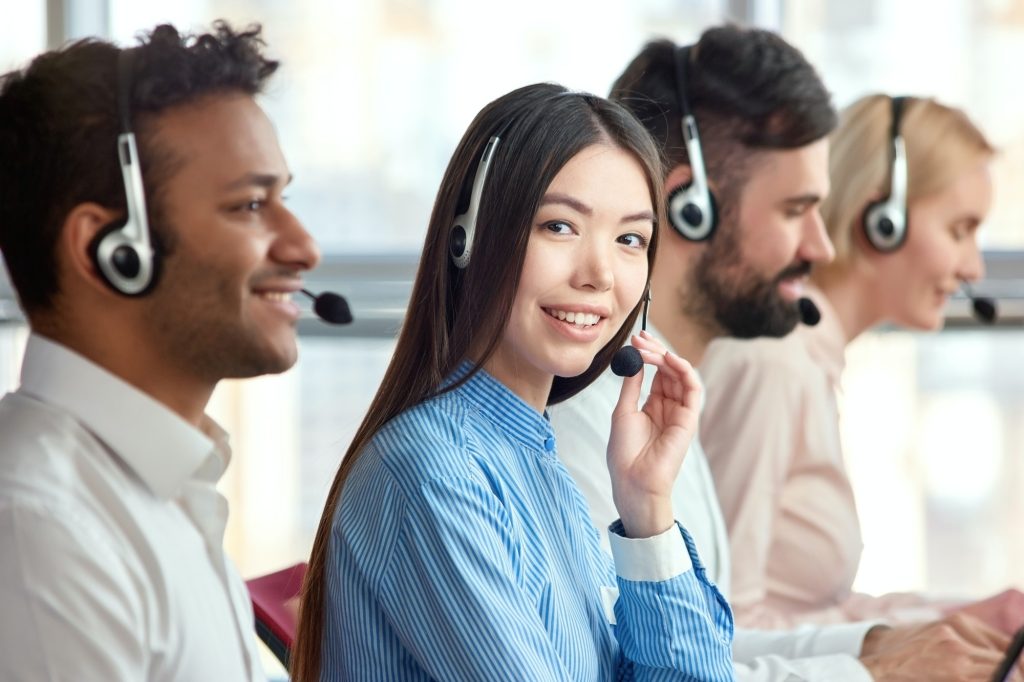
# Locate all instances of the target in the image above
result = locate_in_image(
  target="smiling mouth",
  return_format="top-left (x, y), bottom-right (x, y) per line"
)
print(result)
top-left (543, 308), bottom-right (603, 328)
top-left (256, 291), bottom-right (293, 302)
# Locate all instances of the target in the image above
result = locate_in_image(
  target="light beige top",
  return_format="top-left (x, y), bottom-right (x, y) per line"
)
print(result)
top-left (699, 287), bottom-right (935, 628)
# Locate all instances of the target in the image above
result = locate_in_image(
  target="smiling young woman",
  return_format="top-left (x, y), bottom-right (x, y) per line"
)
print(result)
top-left (291, 83), bottom-right (735, 681)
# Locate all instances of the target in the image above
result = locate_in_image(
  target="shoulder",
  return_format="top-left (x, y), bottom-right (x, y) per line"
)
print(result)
top-left (0, 494), bottom-right (144, 674)
top-left (0, 390), bottom-right (84, 454)
top-left (701, 330), bottom-right (812, 382)
top-left (349, 392), bottom-right (507, 504)
top-left (373, 393), bottom-right (475, 474)
top-left (0, 392), bottom-right (110, 509)
top-left (0, 392), bottom-right (156, 571)
top-left (698, 332), bottom-right (819, 443)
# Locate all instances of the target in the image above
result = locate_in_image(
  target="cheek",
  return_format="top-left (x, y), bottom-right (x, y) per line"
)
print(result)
top-left (615, 257), bottom-right (649, 315)
top-left (905, 231), bottom-right (958, 280)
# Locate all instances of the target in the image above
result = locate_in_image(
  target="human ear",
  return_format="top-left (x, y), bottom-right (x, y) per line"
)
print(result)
top-left (663, 164), bottom-right (694, 196)
top-left (60, 202), bottom-right (125, 295)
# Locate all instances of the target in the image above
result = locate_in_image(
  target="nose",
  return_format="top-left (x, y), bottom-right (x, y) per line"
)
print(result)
top-left (571, 238), bottom-right (614, 292)
top-left (958, 236), bottom-right (985, 283)
top-left (799, 209), bottom-right (836, 265)
top-left (270, 205), bottom-right (321, 272)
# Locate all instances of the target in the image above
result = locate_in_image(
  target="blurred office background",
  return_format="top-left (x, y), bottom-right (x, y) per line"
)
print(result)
top-left (2, 1), bottom-right (1024, 672)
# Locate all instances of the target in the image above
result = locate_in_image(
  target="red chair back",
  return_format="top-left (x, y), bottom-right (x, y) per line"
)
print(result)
top-left (246, 562), bottom-right (307, 668)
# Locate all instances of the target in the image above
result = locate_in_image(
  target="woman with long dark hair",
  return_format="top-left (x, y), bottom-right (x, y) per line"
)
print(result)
top-left (293, 83), bottom-right (734, 681)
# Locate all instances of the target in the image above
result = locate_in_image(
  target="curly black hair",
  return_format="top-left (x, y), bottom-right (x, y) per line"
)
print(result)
top-left (0, 21), bottom-right (278, 314)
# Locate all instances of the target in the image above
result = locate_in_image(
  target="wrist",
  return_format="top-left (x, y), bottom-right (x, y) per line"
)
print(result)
top-left (614, 495), bottom-right (674, 539)
top-left (860, 624), bottom-right (893, 657)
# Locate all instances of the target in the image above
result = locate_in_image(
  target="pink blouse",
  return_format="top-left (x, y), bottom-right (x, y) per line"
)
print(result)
top-left (698, 288), bottom-right (938, 628)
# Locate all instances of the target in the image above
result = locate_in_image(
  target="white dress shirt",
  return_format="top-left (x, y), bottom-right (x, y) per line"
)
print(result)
top-left (549, 326), bottom-right (879, 682)
top-left (0, 334), bottom-right (265, 682)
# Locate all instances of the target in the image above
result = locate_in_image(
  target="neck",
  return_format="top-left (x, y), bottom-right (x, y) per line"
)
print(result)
top-left (41, 323), bottom-right (214, 428)
top-left (649, 244), bottom-right (720, 364)
top-left (648, 301), bottom-right (716, 366)
top-left (814, 273), bottom-right (878, 345)
top-left (479, 356), bottom-right (552, 414)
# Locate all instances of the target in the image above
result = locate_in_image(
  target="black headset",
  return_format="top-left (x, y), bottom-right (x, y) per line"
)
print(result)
top-left (449, 128), bottom-right (506, 269)
top-left (666, 45), bottom-right (718, 242)
top-left (89, 49), bottom-right (159, 296)
top-left (862, 96), bottom-right (909, 252)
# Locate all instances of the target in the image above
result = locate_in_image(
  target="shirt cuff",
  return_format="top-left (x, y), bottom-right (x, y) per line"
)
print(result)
top-left (821, 619), bottom-right (887, 657)
top-left (734, 654), bottom-right (874, 682)
top-left (608, 520), bottom-right (692, 582)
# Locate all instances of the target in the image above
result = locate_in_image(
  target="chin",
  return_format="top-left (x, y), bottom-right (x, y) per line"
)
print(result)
top-left (900, 311), bottom-right (944, 332)
top-left (551, 355), bottom-right (600, 380)
top-left (232, 340), bottom-right (299, 378)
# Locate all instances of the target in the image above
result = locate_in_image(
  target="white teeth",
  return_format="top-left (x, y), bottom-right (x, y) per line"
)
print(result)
top-left (546, 308), bottom-right (601, 327)
top-left (260, 292), bottom-right (291, 302)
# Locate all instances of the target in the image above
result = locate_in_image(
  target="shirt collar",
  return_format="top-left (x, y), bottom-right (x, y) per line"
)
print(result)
top-left (446, 361), bottom-right (557, 455)
top-left (17, 334), bottom-right (225, 499)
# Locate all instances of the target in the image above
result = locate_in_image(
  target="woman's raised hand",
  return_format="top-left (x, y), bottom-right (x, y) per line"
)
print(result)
top-left (607, 331), bottom-right (701, 539)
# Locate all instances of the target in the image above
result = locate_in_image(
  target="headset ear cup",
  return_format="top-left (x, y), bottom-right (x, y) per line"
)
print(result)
top-left (667, 183), bottom-right (718, 242)
top-left (706, 189), bottom-right (718, 235)
top-left (862, 198), bottom-right (907, 252)
top-left (89, 220), bottom-right (124, 288)
top-left (88, 219), bottom-right (160, 296)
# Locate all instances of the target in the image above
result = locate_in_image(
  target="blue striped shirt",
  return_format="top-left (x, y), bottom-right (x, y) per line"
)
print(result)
top-left (323, 364), bottom-right (734, 680)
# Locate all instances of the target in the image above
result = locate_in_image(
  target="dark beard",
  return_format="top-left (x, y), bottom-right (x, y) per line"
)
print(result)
top-left (687, 228), bottom-right (810, 339)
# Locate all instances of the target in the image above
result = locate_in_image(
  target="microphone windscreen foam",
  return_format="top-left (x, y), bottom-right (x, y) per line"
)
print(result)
top-left (313, 292), bottom-right (354, 325)
top-left (972, 296), bottom-right (997, 324)
top-left (798, 297), bottom-right (821, 326)
top-left (610, 346), bottom-right (643, 377)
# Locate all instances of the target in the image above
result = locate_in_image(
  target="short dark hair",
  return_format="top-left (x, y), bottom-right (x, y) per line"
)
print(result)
top-left (611, 25), bottom-right (837, 195)
top-left (0, 21), bottom-right (279, 314)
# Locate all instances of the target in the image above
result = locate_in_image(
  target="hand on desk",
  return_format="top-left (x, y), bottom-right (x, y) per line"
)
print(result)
top-left (860, 612), bottom-right (1022, 682)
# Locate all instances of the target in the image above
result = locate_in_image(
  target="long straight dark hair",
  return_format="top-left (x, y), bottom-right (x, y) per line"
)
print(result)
top-left (291, 82), bottom-right (665, 680)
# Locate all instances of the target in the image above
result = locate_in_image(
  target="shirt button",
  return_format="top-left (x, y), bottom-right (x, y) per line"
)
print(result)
top-left (543, 436), bottom-right (556, 453)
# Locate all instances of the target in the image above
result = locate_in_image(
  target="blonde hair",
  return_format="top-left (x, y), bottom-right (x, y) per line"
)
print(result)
top-left (817, 94), bottom-right (995, 278)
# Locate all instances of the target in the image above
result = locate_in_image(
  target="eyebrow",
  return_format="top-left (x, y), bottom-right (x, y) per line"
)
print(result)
top-left (781, 193), bottom-right (824, 207)
top-left (223, 172), bottom-right (293, 191)
top-left (540, 192), bottom-right (655, 224)
top-left (954, 214), bottom-right (983, 228)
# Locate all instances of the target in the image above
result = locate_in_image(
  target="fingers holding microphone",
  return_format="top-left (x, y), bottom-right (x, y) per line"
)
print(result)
top-left (607, 331), bottom-right (701, 538)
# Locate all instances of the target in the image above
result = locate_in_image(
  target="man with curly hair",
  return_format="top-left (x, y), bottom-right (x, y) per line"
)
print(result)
top-left (0, 21), bottom-right (320, 679)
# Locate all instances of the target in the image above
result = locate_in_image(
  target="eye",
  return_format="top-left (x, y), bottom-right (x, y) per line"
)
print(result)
top-left (617, 232), bottom-right (649, 249)
top-left (543, 220), bottom-right (574, 235)
top-left (950, 223), bottom-right (970, 241)
top-left (230, 198), bottom-right (266, 213)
